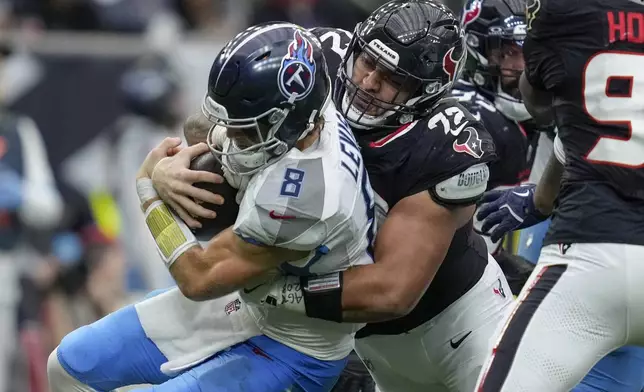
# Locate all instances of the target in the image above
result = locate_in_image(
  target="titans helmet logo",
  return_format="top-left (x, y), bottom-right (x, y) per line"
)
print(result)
top-left (278, 30), bottom-right (316, 101)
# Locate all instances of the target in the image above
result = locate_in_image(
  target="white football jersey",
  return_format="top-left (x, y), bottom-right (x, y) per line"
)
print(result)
top-left (233, 102), bottom-right (376, 361)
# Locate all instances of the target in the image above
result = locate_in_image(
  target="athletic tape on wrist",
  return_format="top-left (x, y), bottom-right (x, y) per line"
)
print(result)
top-left (136, 177), bottom-right (158, 205)
top-left (144, 200), bottom-right (198, 268)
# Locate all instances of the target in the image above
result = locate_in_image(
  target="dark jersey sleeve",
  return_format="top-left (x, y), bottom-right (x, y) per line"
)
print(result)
top-left (309, 27), bottom-right (352, 80)
top-left (452, 88), bottom-right (532, 188)
top-left (524, 0), bottom-right (568, 91)
top-left (403, 100), bottom-right (497, 206)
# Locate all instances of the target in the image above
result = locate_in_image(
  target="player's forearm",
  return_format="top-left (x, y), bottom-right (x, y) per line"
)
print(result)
top-left (140, 196), bottom-right (236, 300)
top-left (533, 152), bottom-right (564, 215)
top-left (170, 246), bottom-right (238, 301)
top-left (339, 264), bottom-right (412, 322)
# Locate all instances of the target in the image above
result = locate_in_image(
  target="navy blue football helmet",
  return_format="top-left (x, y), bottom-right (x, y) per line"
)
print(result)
top-left (335, 0), bottom-right (466, 129)
top-left (460, 0), bottom-right (529, 120)
top-left (202, 23), bottom-right (331, 176)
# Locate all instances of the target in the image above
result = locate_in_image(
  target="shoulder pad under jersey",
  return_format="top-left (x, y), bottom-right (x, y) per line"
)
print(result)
top-left (405, 100), bottom-right (496, 205)
top-left (233, 154), bottom-right (328, 250)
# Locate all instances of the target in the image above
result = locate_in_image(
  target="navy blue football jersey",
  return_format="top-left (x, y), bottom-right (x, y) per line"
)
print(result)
top-left (309, 27), bottom-right (352, 81)
top-left (313, 26), bottom-right (498, 335)
top-left (524, 0), bottom-right (644, 246)
top-left (357, 99), bottom-right (496, 336)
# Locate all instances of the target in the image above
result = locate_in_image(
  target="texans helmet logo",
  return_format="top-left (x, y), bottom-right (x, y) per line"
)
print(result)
top-left (278, 30), bottom-right (316, 101)
top-left (526, 0), bottom-right (541, 31)
top-left (453, 127), bottom-right (485, 159)
top-left (461, 0), bottom-right (483, 27)
top-left (442, 47), bottom-right (462, 82)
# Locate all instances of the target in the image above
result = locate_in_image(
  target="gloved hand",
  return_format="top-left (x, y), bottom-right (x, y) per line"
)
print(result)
top-left (0, 162), bottom-right (23, 210)
top-left (476, 184), bottom-right (549, 243)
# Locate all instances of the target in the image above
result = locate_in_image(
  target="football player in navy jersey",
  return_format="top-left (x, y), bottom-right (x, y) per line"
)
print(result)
top-left (458, 1), bottom-right (644, 391)
top-left (474, 0), bottom-right (644, 390)
top-left (447, 0), bottom-right (542, 296)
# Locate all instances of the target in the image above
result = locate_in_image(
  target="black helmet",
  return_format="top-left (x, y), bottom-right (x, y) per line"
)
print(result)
top-left (461, 0), bottom-right (530, 121)
top-left (120, 54), bottom-right (181, 126)
top-left (202, 22), bottom-right (331, 176)
top-left (335, 0), bottom-right (466, 130)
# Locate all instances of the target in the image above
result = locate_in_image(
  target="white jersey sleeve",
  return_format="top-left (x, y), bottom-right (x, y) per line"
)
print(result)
top-left (233, 155), bottom-right (329, 251)
top-left (231, 104), bottom-right (375, 361)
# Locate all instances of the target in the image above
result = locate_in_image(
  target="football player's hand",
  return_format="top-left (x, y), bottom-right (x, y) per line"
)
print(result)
top-left (0, 162), bottom-right (23, 211)
top-left (151, 143), bottom-right (225, 228)
top-left (476, 184), bottom-right (549, 243)
top-left (137, 137), bottom-right (183, 180)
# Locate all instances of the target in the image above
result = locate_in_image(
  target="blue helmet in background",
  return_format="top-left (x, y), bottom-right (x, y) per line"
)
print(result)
top-left (460, 0), bottom-right (530, 121)
top-left (202, 22), bottom-right (331, 176)
top-left (120, 54), bottom-right (181, 126)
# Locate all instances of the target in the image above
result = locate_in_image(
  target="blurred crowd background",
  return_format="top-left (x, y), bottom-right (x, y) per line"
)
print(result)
top-left (0, 1), bottom-right (463, 391)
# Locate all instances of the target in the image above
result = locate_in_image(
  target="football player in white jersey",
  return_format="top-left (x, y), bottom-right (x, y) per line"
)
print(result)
top-left (47, 23), bottom-right (376, 392)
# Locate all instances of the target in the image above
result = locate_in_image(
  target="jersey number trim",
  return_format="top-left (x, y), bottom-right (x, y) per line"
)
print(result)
top-left (318, 30), bottom-right (351, 58)
top-left (428, 106), bottom-right (470, 136)
top-left (582, 51), bottom-right (644, 168)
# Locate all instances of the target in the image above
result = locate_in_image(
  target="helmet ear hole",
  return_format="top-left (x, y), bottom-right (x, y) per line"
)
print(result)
top-left (254, 51), bottom-right (271, 62)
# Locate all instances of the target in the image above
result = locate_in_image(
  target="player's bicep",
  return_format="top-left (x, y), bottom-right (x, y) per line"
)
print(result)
top-left (374, 191), bottom-right (475, 309)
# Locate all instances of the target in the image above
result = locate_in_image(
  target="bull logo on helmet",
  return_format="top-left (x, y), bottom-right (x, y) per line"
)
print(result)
top-left (461, 0), bottom-right (483, 27)
top-left (442, 47), bottom-right (464, 82)
top-left (526, 0), bottom-right (541, 31)
top-left (278, 30), bottom-right (316, 101)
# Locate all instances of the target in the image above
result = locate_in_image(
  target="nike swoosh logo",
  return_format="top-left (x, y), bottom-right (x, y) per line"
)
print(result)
top-left (269, 210), bottom-right (296, 220)
top-left (450, 331), bottom-right (473, 349)
top-left (512, 190), bottom-right (530, 197)
top-left (243, 283), bottom-right (265, 294)
top-left (450, 122), bottom-right (469, 136)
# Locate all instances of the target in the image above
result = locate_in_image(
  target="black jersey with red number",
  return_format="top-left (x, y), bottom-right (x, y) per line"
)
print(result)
top-left (313, 24), bottom-right (497, 336)
top-left (524, 0), bottom-right (644, 246)
top-left (357, 99), bottom-right (496, 337)
top-left (310, 27), bottom-right (352, 80)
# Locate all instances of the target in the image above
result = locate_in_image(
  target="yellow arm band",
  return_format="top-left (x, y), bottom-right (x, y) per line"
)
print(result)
top-left (144, 200), bottom-right (198, 268)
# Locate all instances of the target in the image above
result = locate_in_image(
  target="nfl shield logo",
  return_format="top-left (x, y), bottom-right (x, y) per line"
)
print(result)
top-left (277, 30), bottom-right (316, 101)
top-left (225, 299), bottom-right (242, 315)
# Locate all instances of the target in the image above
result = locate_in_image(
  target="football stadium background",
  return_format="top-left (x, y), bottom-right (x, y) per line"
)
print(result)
top-left (0, 0), bottom-right (475, 390)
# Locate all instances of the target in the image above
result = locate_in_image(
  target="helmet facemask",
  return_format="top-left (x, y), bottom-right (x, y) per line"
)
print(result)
top-left (202, 95), bottom-right (291, 176)
top-left (202, 86), bottom-right (331, 176)
top-left (467, 18), bottom-right (531, 121)
top-left (335, 24), bottom-right (461, 130)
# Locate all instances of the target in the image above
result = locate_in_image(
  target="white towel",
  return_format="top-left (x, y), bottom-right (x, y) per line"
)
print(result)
top-left (134, 288), bottom-right (261, 376)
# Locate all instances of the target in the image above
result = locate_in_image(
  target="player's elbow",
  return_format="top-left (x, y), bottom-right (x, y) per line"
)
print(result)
top-left (177, 279), bottom-right (212, 301)
top-left (379, 282), bottom-right (419, 318)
